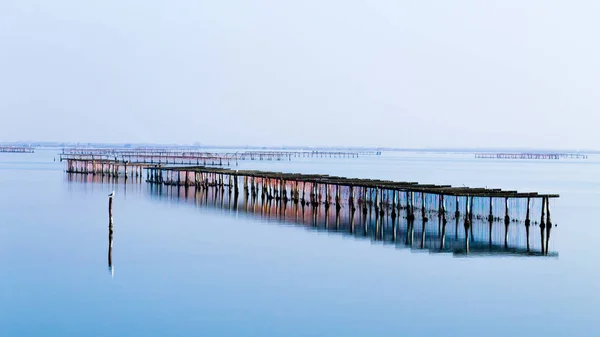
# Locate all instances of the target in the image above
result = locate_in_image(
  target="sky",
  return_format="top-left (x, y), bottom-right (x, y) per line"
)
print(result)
top-left (0, 1), bottom-right (598, 149)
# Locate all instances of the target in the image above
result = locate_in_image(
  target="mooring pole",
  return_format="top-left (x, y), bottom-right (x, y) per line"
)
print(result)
top-left (108, 192), bottom-right (114, 278)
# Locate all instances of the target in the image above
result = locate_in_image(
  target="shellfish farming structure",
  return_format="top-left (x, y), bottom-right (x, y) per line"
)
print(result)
top-left (60, 148), bottom-right (378, 175)
top-left (60, 148), bottom-right (376, 166)
top-left (475, 152), bottom-right (587, 160)
top-left (0, 146), bottom-right (35, 153)
top-left (144, 166), bottom-right (559, 255)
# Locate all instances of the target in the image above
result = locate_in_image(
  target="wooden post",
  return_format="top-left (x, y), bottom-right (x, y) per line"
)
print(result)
top-left (469, 196), bottom-right (474, 225)
top-left (335, 184), bottom-right (340, 210)
top-left (464, 196), bottom-right (470, 224)
top-left (373, 188), bottom-right (379, 213)
top-left (379, 188), bottom-right (384, 217)
top-left (545, 197), bottom-right (552, 255)
top-left (362, 188), bottom-right (368, 215)
top-left (525, 197), bottom-right (531, 252)
top-left (464, 196), bottom-right (470, 253)
top-left (408, 191), bottom-right (415, 221)
top-left (504, 197), bottom-right (510, 224)
top-left (108, 192), bottom-right (114, 275)
top-left (421, 192), bottom-right (427, 222)
top-left (540, 197), bottom-right (547, 254)
top-left (488, 202), bottom-right (493, 246)
top-left (391, 190), bottom-right (397, 218)
top-left (455, 196), bottom-right (460, 218)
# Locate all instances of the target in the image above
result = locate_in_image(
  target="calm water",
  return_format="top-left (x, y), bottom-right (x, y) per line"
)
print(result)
top-left (1, 149), bottom-right (599, 336)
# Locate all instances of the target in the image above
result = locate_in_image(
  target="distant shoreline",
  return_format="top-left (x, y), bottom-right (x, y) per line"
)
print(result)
top-left (0, 142), bottom-right (594, 154)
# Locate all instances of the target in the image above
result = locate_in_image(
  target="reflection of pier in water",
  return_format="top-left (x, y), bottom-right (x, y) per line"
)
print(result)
top-left (64, 166), bottom-right (559, 257)
top-left (147, 184), bottom-right (557, 257)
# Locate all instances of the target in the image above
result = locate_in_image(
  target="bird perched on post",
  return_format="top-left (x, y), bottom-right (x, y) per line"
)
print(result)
top-left (108, 191), bottom-right (115, 198)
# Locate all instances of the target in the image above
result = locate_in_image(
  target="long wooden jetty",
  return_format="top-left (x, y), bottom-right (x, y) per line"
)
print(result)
top-left (0, 146), bottom-right (34, 153)
top-left (146, 177), bottom-right (556, 256)
top-left (475, 152), bottom-right (587, 160)
top-left (143, 166), bottom-right (558, 254)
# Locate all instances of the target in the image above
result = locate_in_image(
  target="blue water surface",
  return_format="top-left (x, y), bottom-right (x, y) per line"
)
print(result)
top-left (1, 149), bottom-right (598, 336)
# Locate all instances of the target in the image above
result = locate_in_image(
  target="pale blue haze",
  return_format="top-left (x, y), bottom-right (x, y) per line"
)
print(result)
top-left (0, 1), bottom-right (599, 148)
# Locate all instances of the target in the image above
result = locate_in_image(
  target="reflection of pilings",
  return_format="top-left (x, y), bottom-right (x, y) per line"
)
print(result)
top-left (147, 185), bottom-right (558, 257)
top-left (464, 196), bottom-right (470, 253)
top-left (440, 219), bottom-right (447, 250)
top-left (140, 167), bottom-right (561, 255)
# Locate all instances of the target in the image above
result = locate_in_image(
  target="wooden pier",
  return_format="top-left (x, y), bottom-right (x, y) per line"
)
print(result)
top-left (144, 166), bottom-right (558, 255)
top-left (0, 146), bottom-right (34, 153)
top-left (148, 179), bottom-right (557, 256)
top-left (475, 152), bottom-right (588, 160)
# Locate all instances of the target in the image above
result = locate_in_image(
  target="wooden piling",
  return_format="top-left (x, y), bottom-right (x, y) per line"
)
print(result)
top-left (108, 193), bottom-right (114, 273)
top-left (540, 197), bottom-right (547, 254)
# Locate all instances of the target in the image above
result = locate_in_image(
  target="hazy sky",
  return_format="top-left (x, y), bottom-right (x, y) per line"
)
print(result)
top-left (1, 1), bottom-right (598, 148)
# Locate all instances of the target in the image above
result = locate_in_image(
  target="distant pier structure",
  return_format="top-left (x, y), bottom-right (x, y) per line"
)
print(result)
top-left (144, 166), bottom-right (559, 255)
top-left (475, 152), bottom-right (587, 160)
top-left (0, 146), bottom-right (34, 153)
top-left (59, 148), bottom-right (377, 167)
